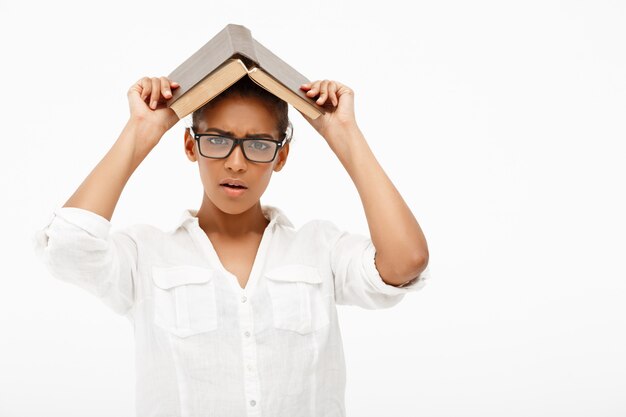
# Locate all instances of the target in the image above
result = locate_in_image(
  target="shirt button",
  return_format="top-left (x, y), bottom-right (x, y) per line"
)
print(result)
top-left (250, 400), bottom-right (256, 407)
top-left (244, 331), bottom-right (251, 337)
top-left (241, 295), bottom-right (247, 303)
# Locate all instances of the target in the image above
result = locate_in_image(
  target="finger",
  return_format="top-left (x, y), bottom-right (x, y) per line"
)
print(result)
top-left (317, 80), bottom-right (329, 104)
top-left (170, 79), bottom-right (180, 89)
top-left (160, 76), bottom-right (172, 99)
top-left (300, 82), bottom-right (312, 90)
top-left (337, 82), bottom-right (354, 96)
top-left (150, 77), bottom-right (160, 109)
top-left (334, 81), bottom-right (353, 96)
top-left (133, 77), bottom-right (145, 90)
top-left (129, 78), bottom-right (142, 96)
top-left (306, 80), bottom-right (321, 96)
top-left (140, 77), bottom-right (151, 101)
top-left (328, 82), bottom-right (338, 106)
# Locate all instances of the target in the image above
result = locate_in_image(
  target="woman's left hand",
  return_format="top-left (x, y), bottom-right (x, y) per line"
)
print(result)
top-left (298, 79), bottom-right (359, 139)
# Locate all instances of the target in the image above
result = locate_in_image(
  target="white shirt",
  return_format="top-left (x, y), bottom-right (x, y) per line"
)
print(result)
top-left (32, 204), bottom-right (431, 417)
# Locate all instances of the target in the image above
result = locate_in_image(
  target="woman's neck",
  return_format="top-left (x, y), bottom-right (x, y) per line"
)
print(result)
top-left (195, 197), bottom-right (269, 237)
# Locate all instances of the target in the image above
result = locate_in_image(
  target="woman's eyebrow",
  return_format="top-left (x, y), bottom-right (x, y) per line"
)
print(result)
top-left (203, 127), bottom-right (274, 139)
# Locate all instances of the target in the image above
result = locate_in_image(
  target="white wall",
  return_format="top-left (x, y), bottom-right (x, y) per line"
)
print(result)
top-left (2, 0), bottom-right (624, 416)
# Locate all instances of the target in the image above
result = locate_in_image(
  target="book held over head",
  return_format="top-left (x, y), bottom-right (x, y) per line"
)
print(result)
top-left (165, 23), bottom-right (326, 120)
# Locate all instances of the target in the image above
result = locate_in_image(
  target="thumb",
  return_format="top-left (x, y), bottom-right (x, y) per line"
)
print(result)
top-left (127, 84), bottom-right (149, 109)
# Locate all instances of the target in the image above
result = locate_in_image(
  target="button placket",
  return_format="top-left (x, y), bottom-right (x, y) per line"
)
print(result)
top-left (238, 289), bottom-right (261, 415)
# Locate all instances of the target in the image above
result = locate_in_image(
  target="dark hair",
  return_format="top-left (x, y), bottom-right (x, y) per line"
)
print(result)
top-left (191, 76), bottom-right (293, 144)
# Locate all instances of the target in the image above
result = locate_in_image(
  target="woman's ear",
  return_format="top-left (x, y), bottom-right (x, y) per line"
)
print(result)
top-left (273, 142), bottom-right (289, 172)
top-left (184, 128), bottom-right (198, 162)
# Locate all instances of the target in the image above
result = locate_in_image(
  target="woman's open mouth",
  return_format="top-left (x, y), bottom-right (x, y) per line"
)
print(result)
top-left (220, 183), bottom-right (247, 197)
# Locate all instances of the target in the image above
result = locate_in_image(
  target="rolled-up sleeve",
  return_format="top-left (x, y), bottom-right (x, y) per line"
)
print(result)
top-left (32, 207), bottom-right (137, 317)
top-left (326, 221), bottom-right (431, 309)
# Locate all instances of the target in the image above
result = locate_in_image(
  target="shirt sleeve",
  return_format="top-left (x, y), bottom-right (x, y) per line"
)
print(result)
top-left (31, 207), bottom-right (138, 318)
top-left (325, 221), bottom-right (431, 309)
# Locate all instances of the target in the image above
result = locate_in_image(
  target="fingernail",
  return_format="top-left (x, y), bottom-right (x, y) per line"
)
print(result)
top-left (164, 90), bottom-right (171, 97)
top-left (151, 100), bottom-right (157, 109)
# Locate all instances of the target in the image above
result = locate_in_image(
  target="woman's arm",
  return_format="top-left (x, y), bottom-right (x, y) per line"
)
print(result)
top-left (63, 120), bottom-right (159, 221)
top-left (328, 124), bottom-right (428, 286)
top-left (33, 77), bottom-right (181, 316)
top-left (299, 80), bottom-right (428, 286)
top-left (63, 76), bottom-right (180, 221)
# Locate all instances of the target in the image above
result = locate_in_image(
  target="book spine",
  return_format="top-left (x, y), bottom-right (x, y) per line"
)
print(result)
top-left (225, 24), bottom-right (259, 66)
top-left (165, 24), bottom-right (253, 106)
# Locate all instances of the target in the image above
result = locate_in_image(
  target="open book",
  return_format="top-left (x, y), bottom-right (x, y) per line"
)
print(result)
top-left (165, 23), bottom-right (326, 120)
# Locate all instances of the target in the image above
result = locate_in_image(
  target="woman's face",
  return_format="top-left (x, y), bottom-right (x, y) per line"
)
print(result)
top-left (184, 95), bottom-right (289, 215)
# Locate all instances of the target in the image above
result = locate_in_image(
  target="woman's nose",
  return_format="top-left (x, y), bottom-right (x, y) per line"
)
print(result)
top-left (224, 142), bottom-right (247, 171)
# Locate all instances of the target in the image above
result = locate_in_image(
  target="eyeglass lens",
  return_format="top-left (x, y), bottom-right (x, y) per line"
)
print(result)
top-left (198, 136), bottom-right (278, 162)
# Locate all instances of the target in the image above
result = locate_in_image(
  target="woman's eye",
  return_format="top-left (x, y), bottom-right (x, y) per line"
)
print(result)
top-left (209, 137), bottom-right (228, 145)
top-left (248, 140), bottom-right (269, 150)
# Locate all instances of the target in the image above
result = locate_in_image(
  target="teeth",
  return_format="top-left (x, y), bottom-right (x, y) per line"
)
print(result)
top-left (221, 180), bottom-right (246, 188)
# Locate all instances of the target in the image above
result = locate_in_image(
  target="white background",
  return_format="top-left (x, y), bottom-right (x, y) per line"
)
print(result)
top-left (2, 0), bottom-right (625, 416)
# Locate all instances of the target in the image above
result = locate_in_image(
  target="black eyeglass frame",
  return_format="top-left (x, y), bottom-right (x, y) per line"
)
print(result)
top-left (189, 127), bottom-right (286, 163)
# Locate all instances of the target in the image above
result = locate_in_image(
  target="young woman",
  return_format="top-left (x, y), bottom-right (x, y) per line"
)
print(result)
top-left (33, 74), bottom-right (431, 417)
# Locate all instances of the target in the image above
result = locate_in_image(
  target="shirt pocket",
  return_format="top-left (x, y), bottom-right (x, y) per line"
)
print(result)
top-left (151, 265), bottom-right (219, 338)
top-left (265, 264), bottom-right (330, 335)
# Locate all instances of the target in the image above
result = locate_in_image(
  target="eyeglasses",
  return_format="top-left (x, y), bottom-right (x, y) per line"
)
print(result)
top-left (190, 127), bottom-right (285, 163)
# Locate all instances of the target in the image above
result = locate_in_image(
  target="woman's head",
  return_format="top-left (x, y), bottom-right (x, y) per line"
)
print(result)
top-left (183, 76), bottom-right (292, 217)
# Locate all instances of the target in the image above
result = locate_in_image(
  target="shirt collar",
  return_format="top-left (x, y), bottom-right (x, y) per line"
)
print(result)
top-left (177, 204), bottom-right (294, 230)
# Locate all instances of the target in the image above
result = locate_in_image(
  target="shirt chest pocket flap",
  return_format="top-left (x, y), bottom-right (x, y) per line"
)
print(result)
top-left (151, 265), bottom-right (218, 338)
top-left (265, 264), bottom-right (330, 335)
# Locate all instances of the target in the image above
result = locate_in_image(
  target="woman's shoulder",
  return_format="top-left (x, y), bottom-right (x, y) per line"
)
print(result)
top-left (291, 218), bottom-right (346, 242)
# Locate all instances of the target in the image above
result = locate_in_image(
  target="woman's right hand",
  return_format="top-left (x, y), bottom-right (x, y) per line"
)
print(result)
top-left (127, 76), bottom-right (181, 138)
